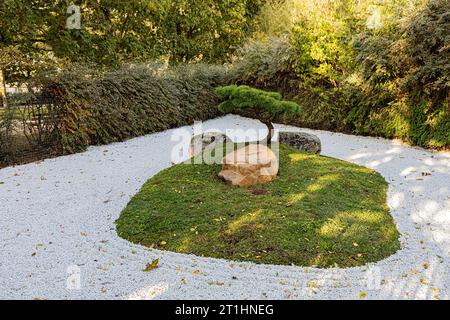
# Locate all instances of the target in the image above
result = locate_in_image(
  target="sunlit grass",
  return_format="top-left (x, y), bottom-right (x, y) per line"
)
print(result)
top-left (116, 144), bottom-right (400, 268)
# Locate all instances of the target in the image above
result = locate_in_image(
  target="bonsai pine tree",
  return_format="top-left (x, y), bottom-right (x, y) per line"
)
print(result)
top-left (215, 85), bottom-right (300, 143)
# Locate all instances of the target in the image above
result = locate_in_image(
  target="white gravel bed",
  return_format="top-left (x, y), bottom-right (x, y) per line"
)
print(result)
top-left (0, 115), bottom-right (449, 300)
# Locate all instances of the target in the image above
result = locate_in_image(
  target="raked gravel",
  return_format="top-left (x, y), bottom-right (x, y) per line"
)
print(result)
top-left (0, 115), bottom-right (449, 300)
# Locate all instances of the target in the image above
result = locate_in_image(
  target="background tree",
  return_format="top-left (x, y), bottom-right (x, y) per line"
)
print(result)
top-left (0, 0), bottom-right (266, 85)
top-left (215, 85), bottom-right (300, 143)
top-left (0, 69), bottom-right (6, 108)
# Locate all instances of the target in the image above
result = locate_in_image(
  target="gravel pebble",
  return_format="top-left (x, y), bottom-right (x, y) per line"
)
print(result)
top-left (0, 115), bottom-right (449, 300)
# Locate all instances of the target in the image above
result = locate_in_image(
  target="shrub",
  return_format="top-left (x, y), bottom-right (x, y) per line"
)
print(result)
top-left (0, 63), bottom-right (230, 166)
top-left (354, 0), bottom-right (449, 148)
top-left (231, 37), bottom-right (300, 95)
top-left (216, 85), bottom-right (300, 141)
top-left (233, 0), bottom-right (449, 149)
top-left (35, 63), bottom-right (230, 154)
top-left (216, 85), bottom-right (299, 114)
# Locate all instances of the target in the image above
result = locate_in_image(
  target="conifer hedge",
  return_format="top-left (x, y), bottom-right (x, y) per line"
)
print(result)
top-left (41, 63), bottom-right (229, 154)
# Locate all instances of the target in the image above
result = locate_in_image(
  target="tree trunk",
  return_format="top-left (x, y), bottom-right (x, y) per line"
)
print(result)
top-left (0, 68), bottom-right (7, 109)
top-left (263, 120), bottom-right (280, 175)
top-left (264, 121), bottom-right (275, 144)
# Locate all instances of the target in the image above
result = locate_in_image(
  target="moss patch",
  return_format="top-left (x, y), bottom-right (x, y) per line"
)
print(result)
top-left (116, 144), bottom-right (400, 268)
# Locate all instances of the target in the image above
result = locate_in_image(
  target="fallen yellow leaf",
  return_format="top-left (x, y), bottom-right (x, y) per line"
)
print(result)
top-left (207, 282), bottom-right (224, 286)
top-left (143, 259), bottom-right (159, 272)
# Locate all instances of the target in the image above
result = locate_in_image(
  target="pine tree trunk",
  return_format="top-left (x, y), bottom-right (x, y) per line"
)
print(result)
top-left (264, 120), bottom-right (279, 175)
top-left (264, 121), bottom-right (275, 144)
top-left (0, 68), bottom-right (7, 109)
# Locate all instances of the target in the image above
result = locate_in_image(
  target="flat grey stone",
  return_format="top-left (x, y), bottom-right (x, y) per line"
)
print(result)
top-left (278, 131), bottom-right (321, 154)
top-left (189, 131), bottom-right (231, 157)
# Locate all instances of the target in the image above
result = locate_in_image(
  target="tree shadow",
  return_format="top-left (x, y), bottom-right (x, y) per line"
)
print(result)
top-left (160, 146), bottom-right (400, 268)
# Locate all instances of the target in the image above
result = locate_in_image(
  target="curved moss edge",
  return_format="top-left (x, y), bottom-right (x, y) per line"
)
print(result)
top-left (116, 143), bottom-right (400, 268)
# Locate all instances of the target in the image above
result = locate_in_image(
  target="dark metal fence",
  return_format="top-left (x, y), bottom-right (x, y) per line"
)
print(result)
top-left (0, 94), bottom-right (63, 168)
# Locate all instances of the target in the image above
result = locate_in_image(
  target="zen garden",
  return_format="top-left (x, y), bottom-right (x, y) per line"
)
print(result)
top-left (0, 0), bottom-right (449, 302)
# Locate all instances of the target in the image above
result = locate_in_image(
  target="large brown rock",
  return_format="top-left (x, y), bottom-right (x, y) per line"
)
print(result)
top-left (218, 144), bottom-right (279, 187)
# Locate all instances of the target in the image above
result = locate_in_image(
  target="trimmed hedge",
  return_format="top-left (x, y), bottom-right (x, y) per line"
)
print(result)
top-left (0, 63), bottom-right (229, 166)
top-left (39, 63), bottom-right (229, 154)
